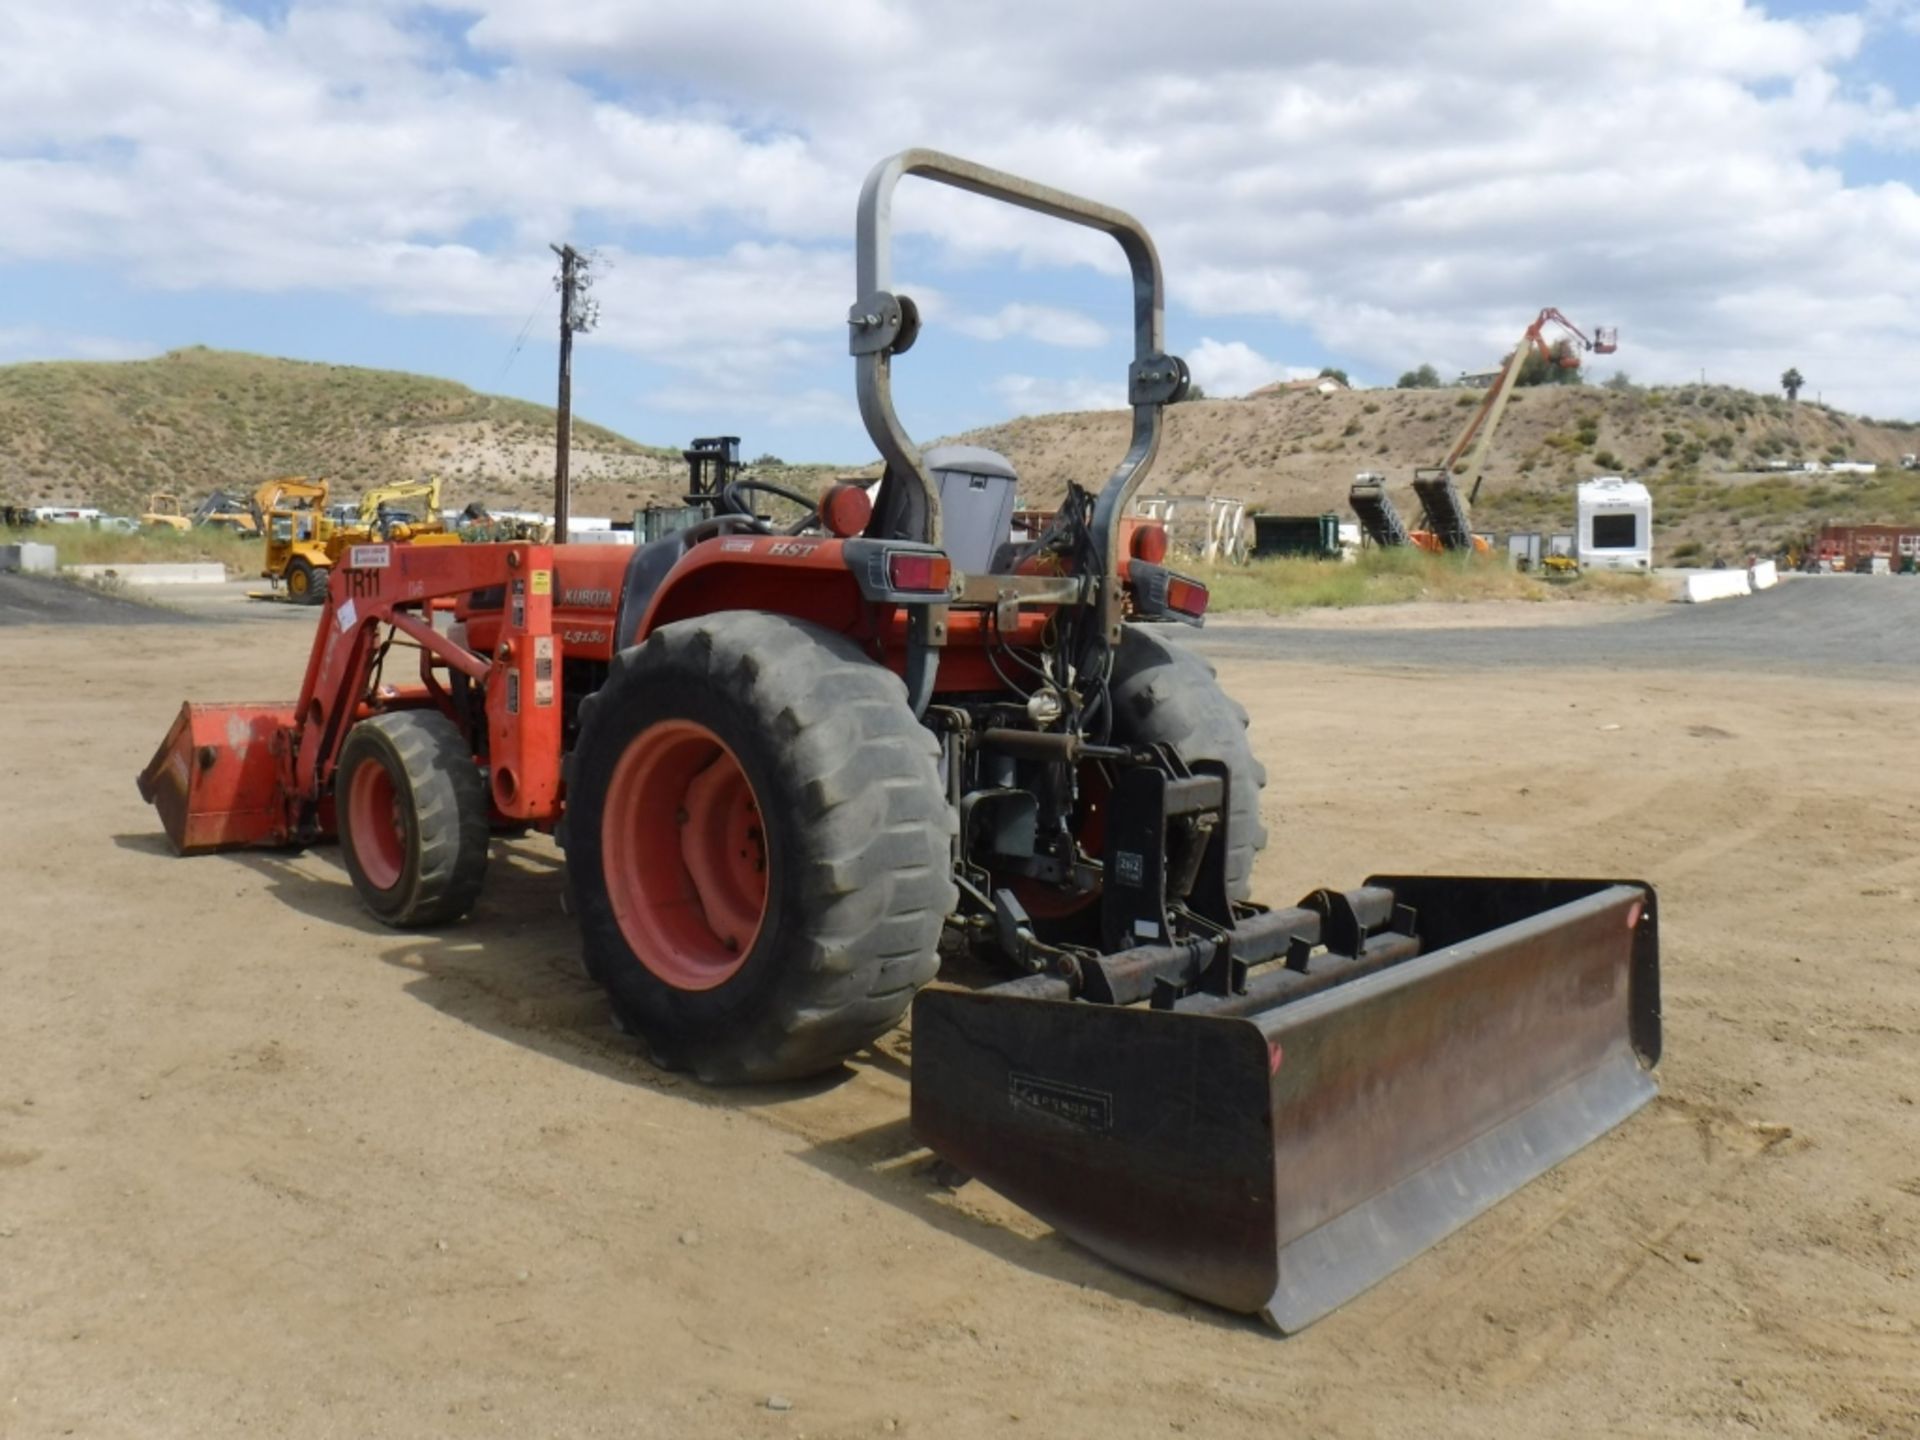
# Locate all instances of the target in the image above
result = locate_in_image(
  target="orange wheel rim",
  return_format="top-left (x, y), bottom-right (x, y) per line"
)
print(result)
top-left (348, 760), bottom-right (405, 890)
top-left (602, 720), bottom-right (769, 990)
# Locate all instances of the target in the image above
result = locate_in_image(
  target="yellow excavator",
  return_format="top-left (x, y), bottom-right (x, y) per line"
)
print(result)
top-left (349, 477), bottom-right (449, 543)
top-left (193, 490), bottom-right (260, 534)
top-left (257, 475), bottom-right (458, 604)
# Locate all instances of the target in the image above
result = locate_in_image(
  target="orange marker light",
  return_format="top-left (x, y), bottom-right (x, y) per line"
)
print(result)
top-left (819, 482), bottom-right (873, 538)
top-left (1130, 522), bottom-right (1169, 566)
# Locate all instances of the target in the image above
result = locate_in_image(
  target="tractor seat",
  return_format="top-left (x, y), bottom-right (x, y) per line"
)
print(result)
top-left (867, 445), bottom-right (1020, 574)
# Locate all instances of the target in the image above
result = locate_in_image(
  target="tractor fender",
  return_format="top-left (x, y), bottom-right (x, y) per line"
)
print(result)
top-left (632, 535), bottom-right (873, 646)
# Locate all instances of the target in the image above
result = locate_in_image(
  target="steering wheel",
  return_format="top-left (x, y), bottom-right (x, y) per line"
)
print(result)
top-left (720, 478), bottom-right (822, 535)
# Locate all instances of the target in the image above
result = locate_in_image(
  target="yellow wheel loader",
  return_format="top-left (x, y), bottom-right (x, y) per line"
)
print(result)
top-left (257, 476), bottom-right (460, 604)
top-left (139, 492), bottom-right (192, 532)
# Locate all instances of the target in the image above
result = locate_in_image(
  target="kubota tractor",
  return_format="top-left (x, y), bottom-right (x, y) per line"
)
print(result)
top-left (139, 150), bottom-right (1662, 1332)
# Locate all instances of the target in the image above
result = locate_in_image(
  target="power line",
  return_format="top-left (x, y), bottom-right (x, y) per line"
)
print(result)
top-left (495, 288), bottom-right (548, 383)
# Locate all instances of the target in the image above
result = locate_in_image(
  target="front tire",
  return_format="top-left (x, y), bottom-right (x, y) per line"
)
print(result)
top-left (287, 556), bottom-right (329, 606)
top-left (336, 711), bottom-right (490, 927)
top-left (565, 613), bottom-right (955, 1084)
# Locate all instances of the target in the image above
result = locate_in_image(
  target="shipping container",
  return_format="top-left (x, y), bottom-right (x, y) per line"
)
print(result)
top-left (1251, 512), bottom-right (1343, 559)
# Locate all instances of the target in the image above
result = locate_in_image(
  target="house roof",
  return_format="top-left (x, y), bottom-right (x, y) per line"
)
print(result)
top-left (1250, 375), bottom-right (1350, 396)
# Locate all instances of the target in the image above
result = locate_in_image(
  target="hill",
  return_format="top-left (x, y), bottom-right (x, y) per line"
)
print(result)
top-left (954, 383), bottom-right (1920, 561)
top-left (0, 347), bottom-right (687, 518)
top-left (6, 347), bottom-right (1915, 561)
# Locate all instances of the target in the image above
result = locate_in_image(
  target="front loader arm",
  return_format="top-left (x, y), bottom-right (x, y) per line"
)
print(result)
top-left (140, 542), bottom-right (568, 856)
top-left (289, 542), bottom-right (564, 828)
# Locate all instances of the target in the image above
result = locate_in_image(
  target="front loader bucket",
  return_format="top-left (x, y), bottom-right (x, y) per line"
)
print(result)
top-left (911, 876), bottom-right (1659, 1332)
top-left (137, 701), bottom-right (297, 855)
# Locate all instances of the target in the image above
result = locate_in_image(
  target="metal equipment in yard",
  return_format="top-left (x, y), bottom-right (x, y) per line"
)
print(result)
top-left (139, 492), bottom-right (192, 532)
top-left (1132, 494), bottom-right (1249, 564)
top-left (1357, 308), bottom-right (1615, 554)
top-left (138, 149), bottom-right (1661, 1332)
top-left (1347, 472), bottom-right (1410, 549)
top-left (1250, 511), bottom-right (1343, 560)
top-left (255, 476), bottom-right (460, 604)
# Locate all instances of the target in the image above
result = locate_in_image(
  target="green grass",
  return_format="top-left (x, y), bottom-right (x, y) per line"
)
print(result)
top-left (1202, 549), bottom-right (1661, 613)
top-left (1, 523), bottom-right (262, 575)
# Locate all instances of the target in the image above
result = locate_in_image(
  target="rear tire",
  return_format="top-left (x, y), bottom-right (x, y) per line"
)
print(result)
top-left (336, 710), bottom-right (490, 927)
top-left (565, 613), bottom-right (955, 1084)
top-left (1107, 624), bottom-right (1268, 900)
top-left (984, 624), bottom-right (1268, 950)
top-left (287, 557), bottom-right (329, 606)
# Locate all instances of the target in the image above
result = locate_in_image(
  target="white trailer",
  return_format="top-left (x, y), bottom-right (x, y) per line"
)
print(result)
top-left (1576, 477), bottom-right (1653, 572)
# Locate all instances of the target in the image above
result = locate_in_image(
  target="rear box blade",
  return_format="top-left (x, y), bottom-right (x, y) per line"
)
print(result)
top-left (137, 701), bottom-right (296, 855)
top-left (911, 877), bottom-right (1660, 1332)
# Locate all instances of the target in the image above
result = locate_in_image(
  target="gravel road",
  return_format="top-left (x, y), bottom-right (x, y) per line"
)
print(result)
top-left (1195, 576), bottom-right (1919, 677)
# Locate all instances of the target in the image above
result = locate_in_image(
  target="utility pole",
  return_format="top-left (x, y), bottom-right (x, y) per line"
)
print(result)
top-left (549, 243), bottom-right (597, 543)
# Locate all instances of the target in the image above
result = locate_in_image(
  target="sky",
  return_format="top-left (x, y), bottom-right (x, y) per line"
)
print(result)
top-left (2, 1), bottom-right (1917, 463)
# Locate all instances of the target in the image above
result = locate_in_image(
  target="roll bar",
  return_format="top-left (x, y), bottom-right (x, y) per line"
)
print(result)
top-left (850, 149), bottom-right (1189, 641)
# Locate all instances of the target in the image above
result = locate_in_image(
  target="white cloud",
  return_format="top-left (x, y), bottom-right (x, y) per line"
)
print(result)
top-left (1185, 338), bottom-right (1319, 397)
top-left (0, 0), bottom-right (1917, 426)
top-left (0, 325), bottom-right (159, 363)
top-left (953, 303), bottom-right (1110, 348)
top-left (988, 374), bottom-right (1125, 416)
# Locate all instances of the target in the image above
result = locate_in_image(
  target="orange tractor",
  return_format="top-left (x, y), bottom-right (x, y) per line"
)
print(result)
top-left (139, 151), bottom-right (1661, 1332)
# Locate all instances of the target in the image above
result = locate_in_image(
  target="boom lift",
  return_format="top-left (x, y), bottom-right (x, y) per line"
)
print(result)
top-left (1356, 308), bottom-right (1616, 552)
top-left (1448, 308), bottom-right (1616, 490)
top-left (139, 151), bottom-right (1660, 1332)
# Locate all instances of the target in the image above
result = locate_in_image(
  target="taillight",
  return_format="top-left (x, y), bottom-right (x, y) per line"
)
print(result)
top-left (1130, 522), bottom-right (1168, 566)
top-left (1126, 559), bottom-right (1207, 625)
top-left (1165, 575), bottom-right (1209, 618)
top-left (887, 551), bottom-right (952, 594)
top-left (819, 482), bottom-right (873, 538)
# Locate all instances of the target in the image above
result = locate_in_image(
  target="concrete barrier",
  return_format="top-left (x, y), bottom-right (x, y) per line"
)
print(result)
top-left (1748, 559), bottom-right (1779, 591)
top-left (1, 542), bottom-right (57, 574)
top-left (1683, 570), bottom-right (1752, 604)
top-left (65, 562), bottom-right (227, 586)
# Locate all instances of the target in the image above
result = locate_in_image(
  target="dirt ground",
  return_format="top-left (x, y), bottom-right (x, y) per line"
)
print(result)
top-left (2, 586), bottom-right (1916, 1438)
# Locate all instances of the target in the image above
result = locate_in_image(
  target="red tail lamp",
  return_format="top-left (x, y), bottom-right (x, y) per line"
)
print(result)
top-left (1130, 522), bottom-right (1169, 566)
top-left (1165, 575), bottom-right (1209, 619)
top-left (887, 551), bottom-right (952, 594)
top-left (819, 482), bottom-right (873, 538)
